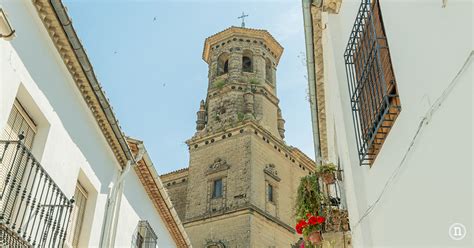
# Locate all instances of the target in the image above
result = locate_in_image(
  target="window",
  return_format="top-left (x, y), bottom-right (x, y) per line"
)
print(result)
top-left (68, 182), bottom-right (88, 247)
top-left (0, 99), bottom-right (36, 148)
top-left (0, 100), bottom-right (36, 201)
top-left (242, 50), bottom-right (253, 72)
top-left (212, 179), bottom-right (223, 198)
top-left (217, 53), bottom-right (229, 76)
top-left (132, 220), bottom-right (158, 248)
top-left (267, 184), bottom-right (274, 202)
top-left (344, 0), bottom-right (401, 166)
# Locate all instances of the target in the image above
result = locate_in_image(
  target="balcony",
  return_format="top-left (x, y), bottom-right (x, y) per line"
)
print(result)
top-left (0, 139), bottom-right (74, 247)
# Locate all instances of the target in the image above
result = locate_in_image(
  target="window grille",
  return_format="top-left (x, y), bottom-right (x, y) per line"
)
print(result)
top-left (131, 220), bottom-right (158, 248)
top-left (344, 0), bottom-right (401, 166)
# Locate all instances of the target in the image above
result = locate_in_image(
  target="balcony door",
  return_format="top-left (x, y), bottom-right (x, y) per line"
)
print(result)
top-left (0, 99), bottom-right (36, 148)
top-left (0, 99), bottom-right (36, 202)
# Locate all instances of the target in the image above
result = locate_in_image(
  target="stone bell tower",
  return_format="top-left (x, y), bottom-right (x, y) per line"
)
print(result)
top-left (161, 27), bottom-right (316, 248)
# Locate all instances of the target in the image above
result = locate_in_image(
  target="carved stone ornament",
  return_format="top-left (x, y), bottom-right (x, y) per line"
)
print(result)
top-left (205, 240), bottom-right (227, 248)
top-left (264, 164), bottom-right (281, 182)
top-left (206, 157), bottom-right (230, 175)
top-left (313, 0), bottom-right (342, 14)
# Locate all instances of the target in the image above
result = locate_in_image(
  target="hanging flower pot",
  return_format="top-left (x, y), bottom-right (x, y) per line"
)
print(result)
top-left (316, 163), bottom-right (337, 184)
top-left (322, 172), bottom-right (335, 184)
top-left (342, 222), bottom-right (350, 232)
top-left (308, 230), bottom-right (323, 245)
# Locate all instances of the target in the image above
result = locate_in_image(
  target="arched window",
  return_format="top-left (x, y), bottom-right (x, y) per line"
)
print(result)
top-left (242, 50), bottom-right (253, 72)
top-left (217, 53), bottom-right (229, 76)
top-left (265, 58), bottom-right (273, 84)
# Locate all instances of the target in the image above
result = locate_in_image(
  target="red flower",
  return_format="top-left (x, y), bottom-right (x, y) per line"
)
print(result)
top-left (296, 224), bottom-right (303, 234)
top-left (306, 213), bottom-right (312, 218)
top-left (316, 216), bottom-right (326, 224)
top-left (295, 220), bottom-right (307, 234)
top-left (308, 216), bottom-right (318, 225)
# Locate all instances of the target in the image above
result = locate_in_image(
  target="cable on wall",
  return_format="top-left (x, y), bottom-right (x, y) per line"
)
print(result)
top-left (351, 50), bottom-right (473, 231)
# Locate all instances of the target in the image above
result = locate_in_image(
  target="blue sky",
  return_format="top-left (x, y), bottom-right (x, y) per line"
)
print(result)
top-left (64, 0), bottom-right (314, 174)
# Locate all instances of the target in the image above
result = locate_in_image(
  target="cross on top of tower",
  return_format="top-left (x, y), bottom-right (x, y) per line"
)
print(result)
top-left (237, 12), bottom-right (249, 28)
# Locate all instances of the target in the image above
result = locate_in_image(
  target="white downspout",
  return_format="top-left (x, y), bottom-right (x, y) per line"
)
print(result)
top-left (302, 0), bottom-right (322, 162)
top-left (100, 144), bottom-right (145, 247)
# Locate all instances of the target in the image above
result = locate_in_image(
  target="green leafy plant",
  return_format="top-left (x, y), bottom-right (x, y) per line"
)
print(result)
top-left (295, 174), bottom-right (328, 247)
top-left (237, 112), bottom-right (245, 121)
top-left (316, 163), bottom-right (337, 184)
top-left (213, 79), bottom-right (225, 89)
top-left (295, 175), bottom-right (325, 220)
top-left (315, 163), bottom-right (337, 174)
top-left (249, 78), bottom-right (260, 85)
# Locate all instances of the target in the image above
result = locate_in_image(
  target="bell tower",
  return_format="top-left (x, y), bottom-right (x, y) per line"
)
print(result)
top-left (196, 26), bottom-right (286, 139)
top-left (161, 27), bottom-right (315, 248)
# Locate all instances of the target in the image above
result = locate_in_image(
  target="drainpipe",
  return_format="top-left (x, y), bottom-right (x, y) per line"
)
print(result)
top-left (101, 143), bottom-right (145, 247)
top-left (302, 0), bottom-right (322, 162)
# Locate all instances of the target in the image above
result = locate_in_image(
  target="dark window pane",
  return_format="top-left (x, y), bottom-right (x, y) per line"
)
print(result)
top-left (268, 184), bottom-right (273, 202)
top-left (213, 179), bottom-right (223, 198)
top-left (242, 56), bottom-right (252, 72)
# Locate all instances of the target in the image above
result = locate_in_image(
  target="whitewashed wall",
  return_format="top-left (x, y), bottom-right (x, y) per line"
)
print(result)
top-left (0, 0), bottom-right (177, 247)
top-left (321, 0), bottom-right (472, 247)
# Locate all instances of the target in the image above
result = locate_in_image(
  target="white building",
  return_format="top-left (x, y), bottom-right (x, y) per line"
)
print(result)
top-left (303, 0), bottom-right (472, 247)
top-left (0, 0), bottom-right (191, 247)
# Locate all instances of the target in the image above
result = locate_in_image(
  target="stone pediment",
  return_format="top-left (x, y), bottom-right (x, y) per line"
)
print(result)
top-left (264, 164), bottom-right (280, 182)
top-left (206, 158), bottom-right (230, 175)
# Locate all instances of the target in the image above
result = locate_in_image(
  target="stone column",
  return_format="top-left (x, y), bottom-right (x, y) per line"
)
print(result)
top-left (196, 100), bottom-right (207, 131)
top-left (243, 87), bottom-right (255, 120)
top-left (277, 108), bottom-right (285, 139)
top-left (228, 50), bottom-right (242, 81)
top-left (254, 53), bottom-right (266, 82)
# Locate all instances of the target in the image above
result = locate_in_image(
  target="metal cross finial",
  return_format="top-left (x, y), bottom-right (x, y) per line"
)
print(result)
top-left (238, 12), bottom-right (249, 28)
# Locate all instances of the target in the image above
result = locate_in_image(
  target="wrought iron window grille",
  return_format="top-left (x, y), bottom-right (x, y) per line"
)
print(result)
top-left (131, 220), bottom-right (158, 248)
top-left (344, 0), bottom-right (401, 166)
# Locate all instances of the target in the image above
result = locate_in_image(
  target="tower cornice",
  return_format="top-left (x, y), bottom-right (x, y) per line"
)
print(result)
top-left (186, 121), bottom-right (316, 172)
top-left (202, 26), bottom-right (284, 65)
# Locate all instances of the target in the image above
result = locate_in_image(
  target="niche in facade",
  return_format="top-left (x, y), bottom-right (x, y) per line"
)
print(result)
top-left (242, 50), bottom-right (253, 72)
top-left (217, 53), bottom-right (229, 76)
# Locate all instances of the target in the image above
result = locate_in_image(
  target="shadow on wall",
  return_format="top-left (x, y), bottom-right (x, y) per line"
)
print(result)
top-left (7, 1), bottom-right (117, 195)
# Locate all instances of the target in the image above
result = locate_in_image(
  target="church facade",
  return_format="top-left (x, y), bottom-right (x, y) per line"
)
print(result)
top-left (161, 27), bottom-right (316, 247)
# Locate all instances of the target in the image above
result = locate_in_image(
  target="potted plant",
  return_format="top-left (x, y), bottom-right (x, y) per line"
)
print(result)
top-left (296, 213), bottom-right (325, 245)
top-left (295, 174), bottom-right (327, 247)
top-left (316, 163), bottom-right (337, 184)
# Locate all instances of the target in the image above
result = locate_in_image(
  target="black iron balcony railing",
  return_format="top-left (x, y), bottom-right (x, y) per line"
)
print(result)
top-left (0, 139), bottom-right (74, 247)
top-left (344, 0), bottom-right (401, 166)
